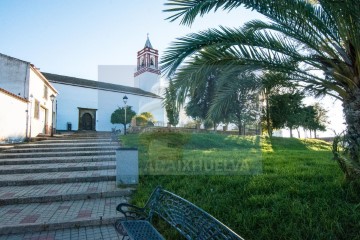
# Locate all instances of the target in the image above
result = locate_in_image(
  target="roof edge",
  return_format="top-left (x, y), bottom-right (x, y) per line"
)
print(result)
top-left (43, 72), bottom-right (163, 99)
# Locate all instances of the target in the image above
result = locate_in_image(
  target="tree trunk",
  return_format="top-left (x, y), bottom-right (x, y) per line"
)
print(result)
top-left (314, 129), bottom-right (317, 139)
top-left (343, 89), bottom-right (360, 165)
top-left (265, 95), bottom-right (272, 137)
top-left (334, 88), bottom-right (360, 181)
top-left (297, 128), bottom-right (300, 138)
top-left (309, 129), bottom-right (312, 138)
top-left (289, 127), bottom-right (293, 138)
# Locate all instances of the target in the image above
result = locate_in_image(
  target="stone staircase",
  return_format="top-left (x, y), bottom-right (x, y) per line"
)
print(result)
top-left (0, 132), bottom-right (130, 239)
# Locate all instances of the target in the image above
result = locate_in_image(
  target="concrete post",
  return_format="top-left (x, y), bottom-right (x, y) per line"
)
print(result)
top-left (116, 148), bottom-right (138, 186)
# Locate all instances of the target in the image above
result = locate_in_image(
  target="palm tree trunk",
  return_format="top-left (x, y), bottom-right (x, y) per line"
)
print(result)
top-left (265, 95), bottom-right (272, 137)
top-left (343, 89), bottom-right (360, 164)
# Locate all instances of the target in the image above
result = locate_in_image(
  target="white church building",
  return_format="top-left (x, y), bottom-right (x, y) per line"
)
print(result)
top-left (0, 37), bottom-right (165, 141)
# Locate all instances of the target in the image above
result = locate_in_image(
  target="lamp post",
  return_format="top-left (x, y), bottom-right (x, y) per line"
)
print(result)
top-left (123, 95), bottom-right (128, 135)
top-left (50, 94), bottom-right (55, 137)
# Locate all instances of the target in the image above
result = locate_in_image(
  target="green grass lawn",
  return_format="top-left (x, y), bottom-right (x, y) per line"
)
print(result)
top-left (120, 132), bottom-right (360, 240)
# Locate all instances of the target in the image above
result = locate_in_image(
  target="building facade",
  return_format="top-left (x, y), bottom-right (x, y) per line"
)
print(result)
top-left (43, 72), bottom-right (164, 132)
top-left (0, 53), bottom-right (58, 142)
top-left (0, 37), bottom-right (164, 139)
top-left (43, 36), bottom-right (165, 132)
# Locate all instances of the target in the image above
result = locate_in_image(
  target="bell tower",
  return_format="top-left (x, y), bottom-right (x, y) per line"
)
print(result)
top-left (134, 34), bottom-right (161, 94)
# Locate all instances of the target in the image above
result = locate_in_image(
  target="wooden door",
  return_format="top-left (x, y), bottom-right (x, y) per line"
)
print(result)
top-left (82, 113), bottom-right (93, 130)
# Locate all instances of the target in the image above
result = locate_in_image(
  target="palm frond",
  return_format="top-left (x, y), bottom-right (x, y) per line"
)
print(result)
top-left (164, 0), bottom-right (243, 26)
top-left (161, 25), bottom-right (303, 76)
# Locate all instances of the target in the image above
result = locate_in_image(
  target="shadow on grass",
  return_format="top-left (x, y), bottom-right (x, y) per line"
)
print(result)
top-left (184, 133), bottom-right (261, 150)
top-left (268, 137), bottom-right (332, 152)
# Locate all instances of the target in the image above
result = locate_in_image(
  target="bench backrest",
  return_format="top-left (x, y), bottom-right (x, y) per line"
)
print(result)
top-left (144, 187), bottom-right (244, 240)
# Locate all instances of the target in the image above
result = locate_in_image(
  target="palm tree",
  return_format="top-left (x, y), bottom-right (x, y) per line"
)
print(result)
top-left (162, 0), bottom-right (360, 179)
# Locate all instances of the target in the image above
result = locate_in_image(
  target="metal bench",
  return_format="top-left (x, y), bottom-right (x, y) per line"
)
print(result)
top-left (115, 186), bottom-right (244, 240)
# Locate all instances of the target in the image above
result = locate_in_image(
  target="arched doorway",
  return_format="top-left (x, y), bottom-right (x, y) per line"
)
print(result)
top-left (78, 108), bottom-right (97, 131)
top-left (82, 113), bottom-right (93, 130)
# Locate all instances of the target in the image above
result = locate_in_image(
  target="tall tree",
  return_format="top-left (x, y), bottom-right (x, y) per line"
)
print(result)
top-left (260, 72), bottom-right (295, 137)
top-left (269, 92), bottom-right (304, 137)
top-left (162, 0), bottom-right (360, 180)
top-left (110, 106), bottom-right (136, 134)
top-left (303, 103), bottom-right (328, 138)
top-left (185, 72), bottom-right (217, 125)
top-left (208, 72), bottom-right (261, 135)
top-left (164, 79), bottom-right (179, 127)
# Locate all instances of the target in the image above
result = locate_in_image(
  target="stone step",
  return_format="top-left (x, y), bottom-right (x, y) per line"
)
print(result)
top-left (0, 150), bottom-right (115, 159)
top-left (0, 224), bottom-right (124, 240)
top-left (63, 133), bottom-right (113, 137)
top-left (0, 155), bottom-right (115, 166)
top-left (57, 137), bottom-right (114, 141)
top-left (0, 169), bottom-right (116, 186)
top-left (33, 139), bottom-right (115, 144)
top-left (13, 142), bottom-right (119, 149)
top-left (66, 135), bottom-right (113, 138)
top-left (0, 161), bottom-right (116, 174)
top-left (39, 133), bottom-right (113, 138)
top-left (3, 146), bottom-right (118, 153)
top-left (0, 196), bottom-right (126, 234)
top-left (0, 182), bottom-right (132, 205)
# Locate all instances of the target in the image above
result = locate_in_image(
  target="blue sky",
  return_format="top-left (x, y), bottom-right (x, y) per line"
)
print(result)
top-left (0, 0), bottom-right (345, 136)
top-left (0, 0), bottom-right (264, 79)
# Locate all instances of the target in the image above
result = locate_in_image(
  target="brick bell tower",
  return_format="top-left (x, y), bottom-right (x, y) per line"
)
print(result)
top-left (134, 34), bottom-right (161, 94)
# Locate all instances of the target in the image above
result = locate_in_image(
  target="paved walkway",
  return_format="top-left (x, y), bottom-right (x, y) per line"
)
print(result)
top-left (0, 224), bottom-right (123, 240)
top-left (0, 132), bottom-right (129, 239)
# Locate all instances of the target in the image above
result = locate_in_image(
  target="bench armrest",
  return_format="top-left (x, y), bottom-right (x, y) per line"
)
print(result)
top-left (116, 203), bottom-right (148, 220)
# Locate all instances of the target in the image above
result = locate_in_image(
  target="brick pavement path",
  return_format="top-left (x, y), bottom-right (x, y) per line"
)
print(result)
top-left (0, 132), bottom-right (131, 239)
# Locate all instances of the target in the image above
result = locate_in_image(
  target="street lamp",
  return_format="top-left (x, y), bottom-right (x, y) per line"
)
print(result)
top-left (123, 95), bottom-right (128, 135)
top-left (50, 94), bottom-right (56, 137)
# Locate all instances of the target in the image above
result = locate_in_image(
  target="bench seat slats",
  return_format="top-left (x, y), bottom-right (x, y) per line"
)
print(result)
top-left (121, 220), bottom-right (165, 240)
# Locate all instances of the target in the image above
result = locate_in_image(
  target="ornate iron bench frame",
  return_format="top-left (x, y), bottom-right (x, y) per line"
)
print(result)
top-left (115, 186), bottom-right (244, 240)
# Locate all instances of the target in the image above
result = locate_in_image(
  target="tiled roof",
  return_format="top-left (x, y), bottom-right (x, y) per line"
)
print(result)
top-left (42, 72), bottom-right (162, 99)
top-left (0, 88), bottom-right (28, 103)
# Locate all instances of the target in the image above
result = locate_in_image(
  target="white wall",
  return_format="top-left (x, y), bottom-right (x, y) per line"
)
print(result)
top-left (52, 83), bottom-right (98, 131)
top-left (0, 90), bottom-right (28, 141)
top-left (0, 55), bottom-right (57, 139)
top-left (134, 72), bottom-right (160, 94)
top-left (98, 65), bottom-right (136, 86)
top-left (0, 54), bottom-right (30, 98)
top-left (98, 90), bottom-right (164, 131)
top-left (28, 69), bottom-right (57, 137)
